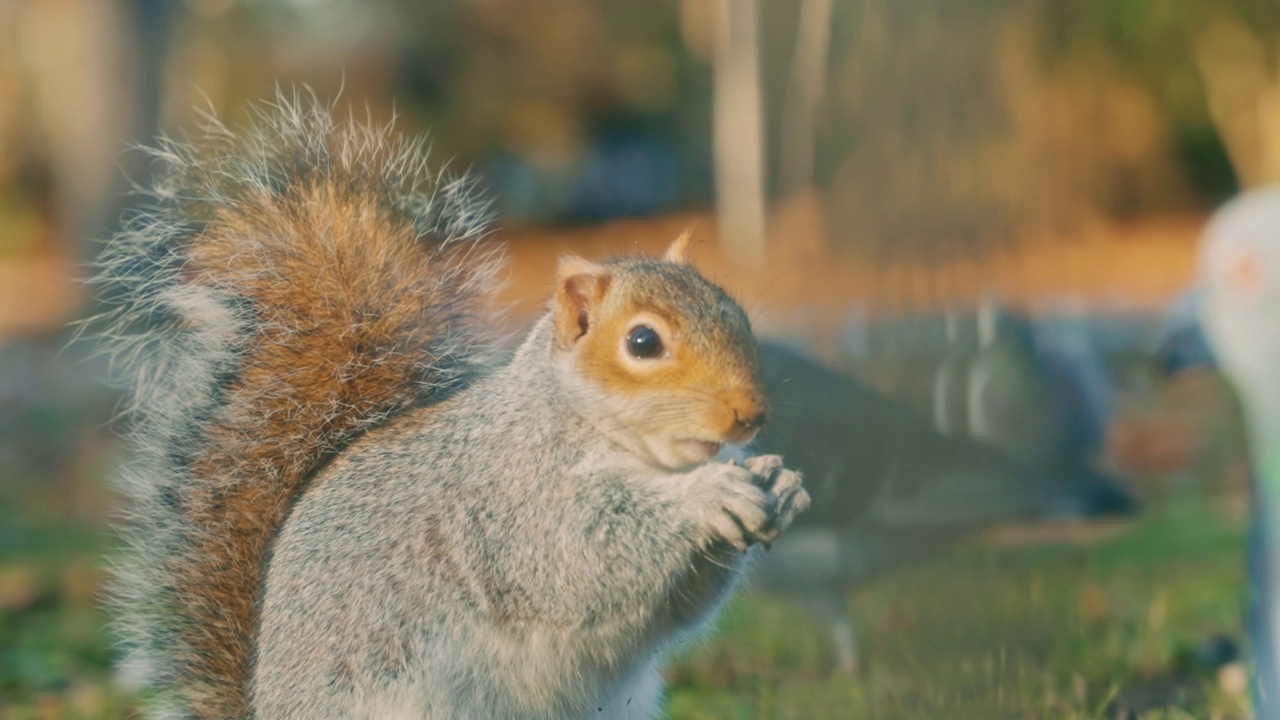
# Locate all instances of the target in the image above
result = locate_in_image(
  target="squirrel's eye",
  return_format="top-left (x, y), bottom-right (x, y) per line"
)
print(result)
top-left (627, 325), bottom-right (664, 359)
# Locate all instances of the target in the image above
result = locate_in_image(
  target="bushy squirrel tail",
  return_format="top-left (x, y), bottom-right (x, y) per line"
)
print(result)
top-left (91, 90), bottom-right (501, 719)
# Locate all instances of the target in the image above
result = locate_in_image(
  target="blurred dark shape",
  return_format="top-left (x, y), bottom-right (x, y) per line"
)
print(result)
top-left (1157, 323), bottom-right (1217, 377)
top-left (746, 340), bottom-right (1137, 674)
top-left (1031, 309), bottom-right (1118, 462)
top-left (1194, 632), bottom-right (1242, 670)
top-left (481, 133), bottom-right (684, 223)
top-left (566, 134), bottom-right (683, 221)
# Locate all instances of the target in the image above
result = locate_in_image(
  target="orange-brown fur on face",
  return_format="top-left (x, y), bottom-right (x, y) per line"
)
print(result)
top-left (550, 244), bottom-right (767, 467)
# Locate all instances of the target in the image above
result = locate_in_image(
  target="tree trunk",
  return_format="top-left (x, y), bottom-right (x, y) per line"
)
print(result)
top-left (711, 0), bottom-right (768, 269)
top-left (779, 0), bottom-right (834, 197)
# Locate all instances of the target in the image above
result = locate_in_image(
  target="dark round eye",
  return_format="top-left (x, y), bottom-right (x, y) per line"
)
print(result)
top-left (626, 325), bottom-right (664, 359)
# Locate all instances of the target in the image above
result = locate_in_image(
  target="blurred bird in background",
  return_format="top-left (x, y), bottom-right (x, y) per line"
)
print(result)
top-left (1188, 186), bottom-right (1280, 717)
top-left (967, 300), bottom-right (1055, 459)
top-left (936, 299), bottom-right (1135, 516)
top-left (739, 339), bottom-right (1139, 674)
top-left (932, 309), bottom-right (979, 438)
top-left (1107, 189), bottom-right (1280, 714)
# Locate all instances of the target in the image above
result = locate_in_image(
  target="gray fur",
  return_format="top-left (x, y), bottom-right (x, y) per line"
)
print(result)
top-left (91, 90), bottom-right (806, 719)
top-left (253, 317), bottom-right (807, 719)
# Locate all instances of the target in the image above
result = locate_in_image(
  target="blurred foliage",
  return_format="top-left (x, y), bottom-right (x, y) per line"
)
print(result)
top-left (0, 0), bottom-right (1263, 239)
top-left (0, 0), bottom-right (1276, 266)
top-left (1034, 0), bottom-right (1280, 193)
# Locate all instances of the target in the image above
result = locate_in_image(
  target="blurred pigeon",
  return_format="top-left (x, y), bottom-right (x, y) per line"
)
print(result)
top-left (741, 340), bottom-right (1138, 673)
top-left (1034, 313), bottom-right (1117, 462)
top-left (1192, 186), bottom-right (1280, 716)
top-left (965, 300), bottom-right (1133, 516)
top-left (932, 309), bottom-right (979, 437)
top-left (968, 300), bottom-right (1062, 461)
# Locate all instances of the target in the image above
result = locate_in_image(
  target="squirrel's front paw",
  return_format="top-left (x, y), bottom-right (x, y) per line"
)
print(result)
top-left (694, 454), bottom-right (810, 553)
top-left (742, 454), bottom-right (810, 546)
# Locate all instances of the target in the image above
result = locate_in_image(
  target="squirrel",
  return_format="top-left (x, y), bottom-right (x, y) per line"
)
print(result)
top-left (92, 91), bottom-right (810, 720)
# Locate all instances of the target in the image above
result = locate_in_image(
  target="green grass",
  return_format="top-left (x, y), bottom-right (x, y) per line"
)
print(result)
top-left (665, 497), bottom-right (1250, 719)
top-left (0, 493), bottom-right (1252, 719)
top-left (0, 502), bottom-right (130, 720)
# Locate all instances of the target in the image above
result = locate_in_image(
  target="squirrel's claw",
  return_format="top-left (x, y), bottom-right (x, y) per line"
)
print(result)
top-left (744, 454), bottom-right (784, 485)
top-left (770, 484), bottom-right (810, 534)
top-left (743, 454), bottom-right (809, 532)
top-left (696, 454), bottom-right (807, 554)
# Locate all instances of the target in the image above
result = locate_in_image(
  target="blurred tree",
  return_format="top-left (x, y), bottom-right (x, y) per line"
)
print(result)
top-left (8, 0), bottom-right (154, 255)
top-left (823, 0), bottom-right (1024, 264)
top-left (779, 0), bottom-right (835, 198)
top-left (1189, 6), bottom-right (1280, 190)
top-left (382, 0), bottom-right (717, 226)
top-left (811, 0), bottom-right (1195, 276)
top-left (708, 0), bottom-right (768, 268)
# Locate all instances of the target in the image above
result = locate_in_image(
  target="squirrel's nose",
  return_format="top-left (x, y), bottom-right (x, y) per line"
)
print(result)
top-left (734, 407), bottom-right (768, 432)
top-left (724, 390), bottom-right (768, 442)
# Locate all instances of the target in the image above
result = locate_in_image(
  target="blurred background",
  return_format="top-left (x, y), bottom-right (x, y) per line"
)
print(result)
top-left (0, 0), bottom-right (1271, 717)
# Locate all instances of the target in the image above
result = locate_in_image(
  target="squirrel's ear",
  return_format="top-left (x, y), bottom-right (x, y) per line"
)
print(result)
top-left (663, 228), bottom-right (694, 265)
top-left (553, 255), bottom-right (612, 350)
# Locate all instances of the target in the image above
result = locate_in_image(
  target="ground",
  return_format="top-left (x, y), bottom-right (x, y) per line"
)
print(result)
top-left (0, 482), bottom-right (1252, 719)
top-left (668, 497), bottom-right (1249, 720)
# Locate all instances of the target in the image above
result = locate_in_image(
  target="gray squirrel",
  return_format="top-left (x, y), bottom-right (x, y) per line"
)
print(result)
top-left (92, 92), bottom-right (810, 720)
